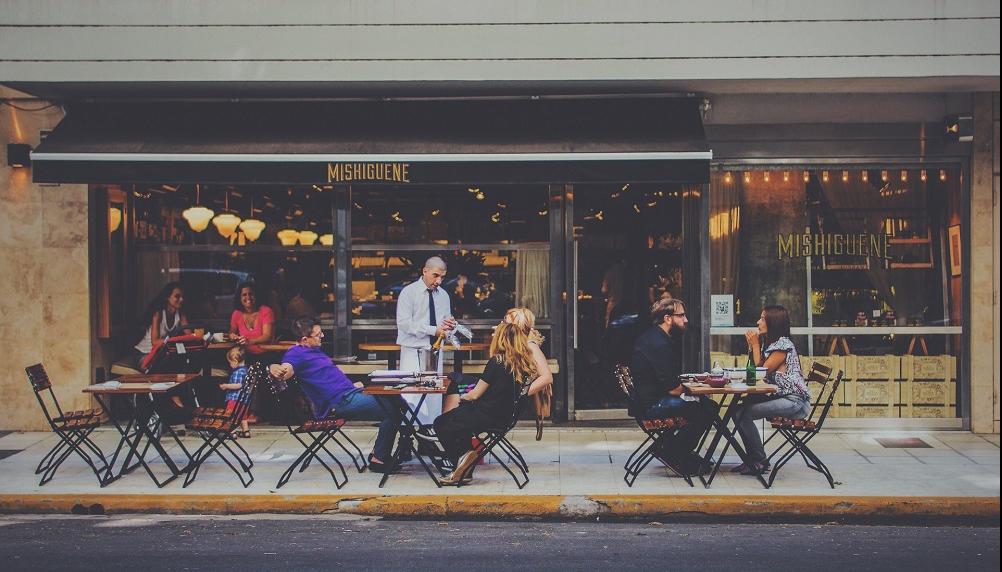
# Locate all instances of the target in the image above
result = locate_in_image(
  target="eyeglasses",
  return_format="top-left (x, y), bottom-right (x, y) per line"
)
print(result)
top-left (672, 313), bottom-right (687, 318)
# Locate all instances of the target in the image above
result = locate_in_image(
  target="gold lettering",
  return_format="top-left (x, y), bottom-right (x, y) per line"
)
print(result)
top-left (325, 162), bottom-right (412, 183)
top-left (834, 234), bottom-right (844, 255)
top-left (778, 234), bottom-right (794, 259)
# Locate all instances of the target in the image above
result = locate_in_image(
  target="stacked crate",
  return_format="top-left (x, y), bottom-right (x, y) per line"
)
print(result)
top-left (900, 355), bottom-right (957, 418)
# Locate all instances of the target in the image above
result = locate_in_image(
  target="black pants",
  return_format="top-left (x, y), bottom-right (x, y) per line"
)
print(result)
top-left (433, 402), bottom-right (499, 465)
top-left (641, 395), bottom-right (718, 456)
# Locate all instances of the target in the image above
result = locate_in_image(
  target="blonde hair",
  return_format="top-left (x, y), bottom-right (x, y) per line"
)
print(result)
top-left (490, 307), bottom-right (539, 385)
top-left (227, 345), bottom-right (246, 366)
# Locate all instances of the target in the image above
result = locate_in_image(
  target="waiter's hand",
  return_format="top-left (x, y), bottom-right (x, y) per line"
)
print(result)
top-left (443, 316), bottom-right (457, 330)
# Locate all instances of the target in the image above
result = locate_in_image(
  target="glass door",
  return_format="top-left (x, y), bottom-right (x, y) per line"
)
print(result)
top-left (569, 183), bottom-right (689, 413)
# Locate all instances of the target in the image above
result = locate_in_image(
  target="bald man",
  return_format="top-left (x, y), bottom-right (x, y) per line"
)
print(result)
top-left (396, 256), bottom-right (456, 426)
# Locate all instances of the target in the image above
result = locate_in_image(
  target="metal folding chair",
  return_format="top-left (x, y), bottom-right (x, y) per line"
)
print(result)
top-left (25, 364), bottom-right (113, 486)
top-left (762, 363), bottom-right (844, 488)
top-left (614, 364), bottom-right (694, 487)
top-left (470, 396), bottom-right (532, 489)
top-left (181, 363), bottom-right (264, 488)
top-left (273, 382), bottom-right (368, 490)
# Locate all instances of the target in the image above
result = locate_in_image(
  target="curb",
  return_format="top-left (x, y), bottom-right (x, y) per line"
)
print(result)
top-left (2, 494), bottom-right (998, 522)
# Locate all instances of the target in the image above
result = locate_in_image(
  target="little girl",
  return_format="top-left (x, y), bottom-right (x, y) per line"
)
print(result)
top-left (219, 345), bottom-right (252, 438)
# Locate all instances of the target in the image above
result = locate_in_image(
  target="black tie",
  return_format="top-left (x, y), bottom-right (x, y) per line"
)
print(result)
top-left (428, 289), bottom-right (437, 346)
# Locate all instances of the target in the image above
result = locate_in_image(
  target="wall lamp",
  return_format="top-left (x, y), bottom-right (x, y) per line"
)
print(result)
top-left (6, 143), bottom-right (32, 168)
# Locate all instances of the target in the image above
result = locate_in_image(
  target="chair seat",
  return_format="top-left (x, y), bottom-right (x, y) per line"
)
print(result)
top-left (642, 417), bottom-right (688, 431)
top-left (55, 408), bottom-right (103, 422)
top-left (193, 406), bottom-right (229, 418)
top-left (187, 417), bottom-right (230, 431)
top-left (769, 417), bottom-right (817, 430)
top-left (293, 417), bottom-right (346, 434)
top-left (56, 416), bottom-right (103, 430)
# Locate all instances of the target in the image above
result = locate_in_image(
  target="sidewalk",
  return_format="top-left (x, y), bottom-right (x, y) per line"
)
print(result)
top-left (1, 426), bottom-right (998, 521)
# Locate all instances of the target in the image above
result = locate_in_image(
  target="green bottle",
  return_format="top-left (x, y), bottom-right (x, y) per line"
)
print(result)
top-left (746, 350), bottom-right (757, 386)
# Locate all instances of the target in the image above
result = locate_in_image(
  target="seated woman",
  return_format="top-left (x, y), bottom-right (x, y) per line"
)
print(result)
top-left (125, 282), bottom-right (190, 407)
top-left (433, 307), bottom-right (553, 486)
top-left (732, 305), bottom-right (812, 476)
top-left (229, 282), bottom-right (275, 356)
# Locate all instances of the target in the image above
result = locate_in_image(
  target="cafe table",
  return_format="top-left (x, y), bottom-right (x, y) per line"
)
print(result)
top-left (357, 342), bottom-right (490, 372)
top-left (362, 376), bottom-right (451, 488)
top-left (683, 381), bottom-right (778, 489)
top-left (83, 373), bottom-right (200, 487)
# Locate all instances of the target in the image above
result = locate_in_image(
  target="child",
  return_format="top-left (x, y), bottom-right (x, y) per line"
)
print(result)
top-left (219, 345), bottom-right (252, 438)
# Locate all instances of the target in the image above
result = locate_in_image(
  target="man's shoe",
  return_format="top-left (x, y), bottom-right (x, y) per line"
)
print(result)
top-left (737, 461), bottom-right (770, 476)
top-left (368, 455), bottom-right (401, 474)
top-left (395, 436), bottom-right (414, 462)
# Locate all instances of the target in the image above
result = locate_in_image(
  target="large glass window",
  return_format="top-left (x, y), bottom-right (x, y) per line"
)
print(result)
top-left (710, 167), bottom-right (964, 420)
top-left (349, 185), bottom-right (551, 351)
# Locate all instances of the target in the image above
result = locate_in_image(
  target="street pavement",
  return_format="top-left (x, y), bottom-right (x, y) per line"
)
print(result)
top-left (0, 514), bottom-right (998, 571)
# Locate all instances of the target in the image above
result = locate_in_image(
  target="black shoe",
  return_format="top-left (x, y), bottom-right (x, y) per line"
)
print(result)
top-left (680, 453), bottom-right (712, 476)
top-left (738, 461), bottom-right (770, 476)
top-left (368, 455), bottom-right (401, 474)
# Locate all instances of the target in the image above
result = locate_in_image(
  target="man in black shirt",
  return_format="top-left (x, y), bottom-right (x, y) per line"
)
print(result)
top-left (630, 298), bottom-right (716, 475)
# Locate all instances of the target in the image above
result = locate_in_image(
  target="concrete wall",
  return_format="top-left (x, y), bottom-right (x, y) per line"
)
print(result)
top-left (1, 87), bottom-right (91, 431)
top-left (0, 0), bottom-right (998, 85)
top-left (969, 92), bottom-right (1000, 434)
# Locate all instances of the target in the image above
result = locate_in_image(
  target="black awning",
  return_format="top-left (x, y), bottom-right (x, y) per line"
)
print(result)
top-left (31, 97), bottom-right (710, 185)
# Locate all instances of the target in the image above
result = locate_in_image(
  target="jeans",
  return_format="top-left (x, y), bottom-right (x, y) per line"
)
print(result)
top-left (642, 395), bottom-right (718, 456)
top-left (733, 394), bottom-right (811, 464)
top-left (334, 388), bottom-right (403, 462)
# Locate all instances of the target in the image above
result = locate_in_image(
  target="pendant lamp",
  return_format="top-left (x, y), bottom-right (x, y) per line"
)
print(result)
top-left (182, 185), bottom-right (215, 232)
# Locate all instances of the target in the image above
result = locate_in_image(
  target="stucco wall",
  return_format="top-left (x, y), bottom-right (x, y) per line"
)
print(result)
top-left (1, 88), bottom-right (91, 431)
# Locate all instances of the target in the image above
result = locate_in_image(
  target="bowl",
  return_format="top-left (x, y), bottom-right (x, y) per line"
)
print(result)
top-left (707, 376), bottom-right (727, 388)
top-left (755, 367), bottom-right (768, 379)
top-left (725, 368), bottom-right (746, 381)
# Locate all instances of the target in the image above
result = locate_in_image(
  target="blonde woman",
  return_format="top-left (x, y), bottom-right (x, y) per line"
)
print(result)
top-left (434, 308), bottom-right (553, 485)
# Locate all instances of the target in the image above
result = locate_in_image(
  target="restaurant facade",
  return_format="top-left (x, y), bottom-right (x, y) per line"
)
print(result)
top-left (1, 1), bottom-right (998, 433)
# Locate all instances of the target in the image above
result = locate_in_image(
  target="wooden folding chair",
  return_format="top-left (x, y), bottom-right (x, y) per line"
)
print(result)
top-left (25, 364), bottom-right (112, 486)
top-left (762, 363), bottom-right (844, 488)
top-left (181, 363), bottom-right (264, 488)
top-left (614, 364), bottom-right (693, 487)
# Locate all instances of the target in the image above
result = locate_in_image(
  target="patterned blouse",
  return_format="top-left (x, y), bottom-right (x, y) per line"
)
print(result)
top-left (764, 337), bottom-right (810, 400)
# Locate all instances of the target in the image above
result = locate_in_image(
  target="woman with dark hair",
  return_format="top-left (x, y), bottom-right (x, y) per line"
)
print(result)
top-left (732, 305), bottom-right (811, 475)
top-left (128, 281), bottom-right (190, 407)
top-left (228, 282), bottom-right (275, 355)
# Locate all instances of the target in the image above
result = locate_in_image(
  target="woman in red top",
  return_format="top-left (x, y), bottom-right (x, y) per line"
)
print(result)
top-left (228, 282), bottom-right (275, 354)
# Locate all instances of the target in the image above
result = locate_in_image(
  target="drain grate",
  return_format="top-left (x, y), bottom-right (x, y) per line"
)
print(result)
top-left (875, 437), bottom-right (932, 448)
top-left (0, 449), bottom-right (24, 460)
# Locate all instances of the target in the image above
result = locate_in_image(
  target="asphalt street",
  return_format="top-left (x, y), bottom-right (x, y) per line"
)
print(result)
top-left (0, 514), bottom-right (997, 571)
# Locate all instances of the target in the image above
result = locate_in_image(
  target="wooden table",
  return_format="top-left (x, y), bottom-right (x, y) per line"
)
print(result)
top-left (362, 377), bottom-right (451, 488)
top-left (358, 342), bottom-right (490, 371)
top-left (684, 382), bottom-right (778, 489)
top-left (207, 341), bottom-right (295, 352)
top-left (84, 374), bottom-right (200, 487)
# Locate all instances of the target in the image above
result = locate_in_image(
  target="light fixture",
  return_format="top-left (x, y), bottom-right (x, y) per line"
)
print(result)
top-left (277, 229), bottom-right (300, 246)
top-left (6, 143), bottom-right (31, 168)
top-left (743, 172), bottom-right (751, 184)
top-left (212, 212), bottom-right (241, 238)
top-left (862, 170), bottom-right (869, 182)
top-left (239, 218), bottom-right (266, 241)
top-left (238, 195), bottom-right (265, 241)
top-left (803, 170), bottom-right (810, 183)
top-left (939, 169), bottom-right (947, 181)
top-left (841, 170), bottom-right (849, 182)
top-left (822, 171), bottom-right (829, 182)
top-left (900, 170), bottom-right (908, 182)
top-left (920, 169), bottom-right (927, 182)
top-left (724, 171), bottom-right (733, 183)
top-left (881, 170), bottom-right (889, 182)
top-left (108, 207), bottom-right (122, 233)
top-left (763, 171), bottom-right (770, 182)
top-left (783, 171), bottom-right (790, 182)
top-left (298, 230), bottom-right (318, 246)
top-left (182, 185), bottom-right (214, 232)
top-left (319, 233), bottom-right (334, 246)
top-left (475, 190), bottom-right (485, 200)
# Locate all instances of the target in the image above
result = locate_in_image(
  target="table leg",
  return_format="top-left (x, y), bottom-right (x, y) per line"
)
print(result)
top-left (387, 353), bottom-right (398, 371)
top-left (454, 351), bottom-right (464, 375)
top-left (374, 393), bottom-right (444, 488)
top-left (698, 394), bottom-right (770, 489)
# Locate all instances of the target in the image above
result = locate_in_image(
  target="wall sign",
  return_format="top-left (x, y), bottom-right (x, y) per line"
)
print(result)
top-left (777, 232), bottom-right (891, 260)
top-left (711, 294), bottom-right (734, 327)
top-left (327, 162), bottom-right (411, 183)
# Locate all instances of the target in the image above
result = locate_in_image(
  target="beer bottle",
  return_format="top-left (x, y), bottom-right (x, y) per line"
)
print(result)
top-left (746, 350), bottom-right (757, 386)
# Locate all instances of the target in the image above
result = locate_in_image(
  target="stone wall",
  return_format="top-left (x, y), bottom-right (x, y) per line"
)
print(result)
top-left (1, 87), bottom-right (91, 430)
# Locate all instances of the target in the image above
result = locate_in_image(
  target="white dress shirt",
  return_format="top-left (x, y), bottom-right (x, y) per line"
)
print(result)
top-left (395, 278), bottom-right (452, 349)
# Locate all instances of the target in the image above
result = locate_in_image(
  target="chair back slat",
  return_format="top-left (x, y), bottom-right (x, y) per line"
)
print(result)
top-left (24, 363), bottom-right (66, 426)
top-left (803, 362), bottom-right (835, 421)
top-left (813, 370), bottom-right (844, 430)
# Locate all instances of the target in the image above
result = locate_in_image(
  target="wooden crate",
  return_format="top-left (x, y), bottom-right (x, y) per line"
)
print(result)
top-left (853, 404), bottom-right (900, 418)
top-left (851, 355), bottom-right (900, 380)
top-left (908, 405), bottom-right (957, 419)
top-left (901, 355), bottom-right (956, 381)
top-left (800, 355), bottom-right (844, 378)
top-left (710, 352), bottom-right (736, 368)
top-left (844, 378), bottom-right (899, 417)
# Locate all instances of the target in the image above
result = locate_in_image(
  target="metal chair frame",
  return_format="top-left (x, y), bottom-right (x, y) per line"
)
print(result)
top-left (762, 363), bottom-right (844, 488)
top-left (25, 364), bottom-right (113, 487)
top-left (615, 364), bottom-right (694, 487)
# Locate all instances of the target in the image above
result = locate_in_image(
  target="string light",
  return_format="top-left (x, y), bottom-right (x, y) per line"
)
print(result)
top-left (861, 170), bottom-right (869, 182)
top-left (743, 172), bottom-right (751, 184)
top-left (821, 171), bottom-right (829, 182)
top-left (724, 171), bottom-right (732, 184)
top-left (783, 171), bottom-right (790, 182)
top-left (900, 170), bottom-right (908, 182)
top-left (803, 171), bottom-right (810, 183)
top-left (881, 170), bottom-right (889, 182)
top-left (920, 169), bottom-right (927, 182)
top-left (939, 170), bottom-right (947, 181)
top-left (841, 170), bottom-right (849, 182)
top-left (763, 171), bottom-right (770, 182)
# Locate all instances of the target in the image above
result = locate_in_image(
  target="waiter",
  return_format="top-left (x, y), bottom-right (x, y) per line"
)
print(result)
top-left (396, 256), bottom-right (456, 426)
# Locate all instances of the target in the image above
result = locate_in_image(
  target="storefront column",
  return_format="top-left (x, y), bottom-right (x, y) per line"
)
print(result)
top-left (334, 185), bottom-right (351, 353)
top-left (1, 90), bottom-right (93, 430)
top-left (969, 92), bottom-right (1000, 434)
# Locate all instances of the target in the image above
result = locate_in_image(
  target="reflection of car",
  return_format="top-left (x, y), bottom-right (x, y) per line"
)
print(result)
top-left (167, 268), bottom-right (253, 319)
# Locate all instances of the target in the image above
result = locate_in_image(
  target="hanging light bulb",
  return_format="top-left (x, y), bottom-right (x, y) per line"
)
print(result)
top-left (803, 170), bottom-right (810, 183)
top-left (763, 171), bottom-right (770, 182)
top-left (900, 170), bottom-right (908, 182)
top-left (238, 195), bottom-right (265, 242)
top-left (783, 171), bottom-right (790, 182)
top-left (743, 171), bottom-right (751, 184)
top-left (939, 169), bottom-right (947, 181)
top-left (319, 233), bottom-right (334, 246)
top-left (822, 171), bottom-right (829, 182)
top-left (277, 229), bottom-right (300, 246)
top-left (920, 169), bottom-right (927, 182)
top-left (861, 170), bottom-right (869, 182)
top-left (298, 230), bottom-right (318, 246)
top-left (182, 185), bottom-right (215, 232)
top-left (724, 171), bottom-right (732, 184)
top-left (881, 170), bottom-right (889, 182)
top-left (841, 170), bottom-right (849, 182)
